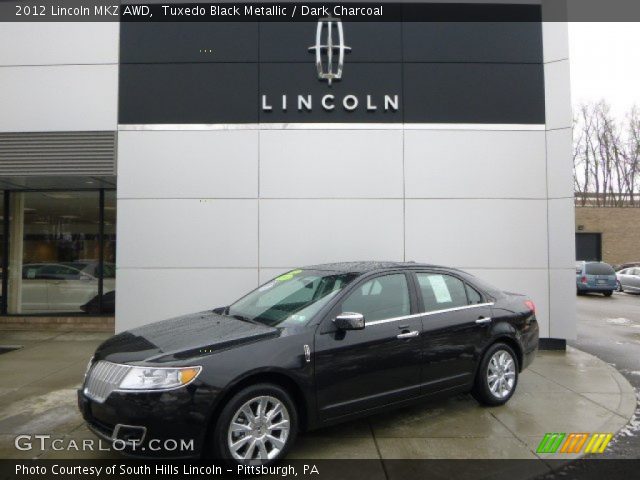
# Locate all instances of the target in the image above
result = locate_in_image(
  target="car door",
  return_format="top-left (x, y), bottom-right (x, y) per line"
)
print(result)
top-left (413, 272), bottom-right (493, 394)
top-left (314, 272), bottom-right (423, 420)
top-left (628, 268), bottom-right (640, 291)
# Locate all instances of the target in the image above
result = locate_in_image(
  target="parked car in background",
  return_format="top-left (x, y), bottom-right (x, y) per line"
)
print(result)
top-left (616, 267), bottom-right (640, 294)
top-left (614, 261), bottom-right (640, 272)
top-left (21, 261), bottom-right (115, 313)
top-left (576, 261), bottom-right (617, 296)
top-left (79, 261), bottom-right (538, 464)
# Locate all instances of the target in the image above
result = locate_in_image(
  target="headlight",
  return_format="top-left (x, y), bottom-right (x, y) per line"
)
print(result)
top-left (118, 366), bottom-right (202, 391)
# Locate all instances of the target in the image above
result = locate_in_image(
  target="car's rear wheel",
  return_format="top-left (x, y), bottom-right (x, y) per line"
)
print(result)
top-left (603, 290), bottom-right (613, 297)
top-left (472, 343), bottom-right (519, 406)
top-left (209, 383), bottom-right (298, 465)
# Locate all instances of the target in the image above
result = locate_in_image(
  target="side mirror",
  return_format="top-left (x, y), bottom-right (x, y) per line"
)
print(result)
top-left (334, 312), bottom-right (365, 331)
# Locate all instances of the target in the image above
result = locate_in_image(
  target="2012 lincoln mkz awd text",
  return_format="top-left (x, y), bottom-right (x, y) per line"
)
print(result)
top-left (78, 262), bottom-right (538, 464)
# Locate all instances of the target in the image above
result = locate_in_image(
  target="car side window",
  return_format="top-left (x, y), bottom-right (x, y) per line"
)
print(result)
top-left (465, 284), bottom-right (484, 304)
top-left (341, 274), bottom-right (410, 322)
top-left (417, 273), bottom-right (468, 312)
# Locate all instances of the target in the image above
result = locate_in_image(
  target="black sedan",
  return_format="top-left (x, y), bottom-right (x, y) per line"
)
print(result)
top-left (78, 262), bottom-right (538, 464)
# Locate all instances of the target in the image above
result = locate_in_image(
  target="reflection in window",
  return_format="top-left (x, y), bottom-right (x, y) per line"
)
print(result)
top-left (342, 274), bottom-right (410, 322)
top-left (6, 191), bottom-right (115, 314)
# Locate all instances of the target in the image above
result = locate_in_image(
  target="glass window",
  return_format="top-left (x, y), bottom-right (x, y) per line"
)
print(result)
top-left (465, 284), bottom-right (483, 304)
top-left (585, 263), bottom-right (615, 275)
top-left (229, 269), bottom-right (357, 327)
top-left (8, 192), bottom-right (100, 314)
top-left (341, 274), bottom-right (410, 322)
top-left (417, 273), bottom-right (468, 312)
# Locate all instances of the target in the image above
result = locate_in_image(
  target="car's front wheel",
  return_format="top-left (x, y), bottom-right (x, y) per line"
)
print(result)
top-left (616, 281), bottom-right (624, 293)
top-left (209, 383), bottom-right (298, 465)
top-left (472, 343), bottom-right (519, 406)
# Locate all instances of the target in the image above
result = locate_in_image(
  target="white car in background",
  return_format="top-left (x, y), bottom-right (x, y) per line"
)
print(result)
top-left (21, 262), bottom-right (115, 313)
top-left (616, 267), bottom-right (640, 293)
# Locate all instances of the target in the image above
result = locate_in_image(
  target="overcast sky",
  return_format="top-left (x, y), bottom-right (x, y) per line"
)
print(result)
top-left (569, 22), bottom-right (640, 120)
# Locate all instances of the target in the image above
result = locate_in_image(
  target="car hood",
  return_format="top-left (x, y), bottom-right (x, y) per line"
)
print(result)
top-left (93, 311), bottom-right (279, 364)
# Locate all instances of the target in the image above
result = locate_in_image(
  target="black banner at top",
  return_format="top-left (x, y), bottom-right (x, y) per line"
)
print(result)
top-left (118, 2), bottom-right (543, 22)
top-left (2, 0), bottom-right (640, 22)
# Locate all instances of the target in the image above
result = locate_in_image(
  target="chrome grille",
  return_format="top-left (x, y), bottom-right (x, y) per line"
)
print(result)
top-left (84, 361), bottom-right (131, 403)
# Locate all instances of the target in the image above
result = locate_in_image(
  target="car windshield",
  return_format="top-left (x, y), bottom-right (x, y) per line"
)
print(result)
top-left (228, 269), bottom-right (358, 327)
top-left (585, 263), bottom-right (615, 275)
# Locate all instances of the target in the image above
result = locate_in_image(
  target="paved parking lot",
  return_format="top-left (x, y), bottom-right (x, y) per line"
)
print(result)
top-left (570, 292), bottom-right (640, 458)
top-left (0, 328), bottom-right (634, 475)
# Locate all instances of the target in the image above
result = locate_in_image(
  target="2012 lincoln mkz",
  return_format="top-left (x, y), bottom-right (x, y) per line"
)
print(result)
top-left (78, 262), bottom-right (539, 464)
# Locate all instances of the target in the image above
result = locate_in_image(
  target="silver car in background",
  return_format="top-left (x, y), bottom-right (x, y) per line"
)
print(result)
top-left (616, 267), bottom-right (640, 293)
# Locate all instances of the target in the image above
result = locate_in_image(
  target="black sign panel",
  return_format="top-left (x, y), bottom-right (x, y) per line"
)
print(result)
top-left (119, 12), bottom-right (545, 124)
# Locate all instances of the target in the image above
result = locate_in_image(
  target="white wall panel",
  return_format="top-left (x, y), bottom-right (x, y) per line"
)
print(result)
top-left (466, 268), bottom-right (550, 338)
top-left (0, 22), bottom-right (118, 66)
top-left (542, 21), bottom-right (569, 63)
top-left (118, 131), bottom-right (258, 199)
top-left (259, 268), bottom-right (291, 284)
top-left (548, 198), bottom-right (576, 269)
top-left (544, 60), bottom-right (572, 130)
top-left (546, 127), bottom-right (573, 199)
top-left (405, 199), bottom-right (548, 269)
top-left (405, 130), bottom-right (547, 199)
top-left (115, 268), bottom-right (257, 331)
top-left (260, 199), bottom-right (404, 267)
top-left (117, 199), bottom-right (258, 268)
top-left (549, 268), bottom-right (577, 340)
top-left (260, 130), bottom-right (403, 198)
top-left (0, 65), bottom-right (117, 132)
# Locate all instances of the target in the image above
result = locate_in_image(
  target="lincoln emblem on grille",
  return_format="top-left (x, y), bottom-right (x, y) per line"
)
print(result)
top-left (308, 17), bottom-right (351, 86)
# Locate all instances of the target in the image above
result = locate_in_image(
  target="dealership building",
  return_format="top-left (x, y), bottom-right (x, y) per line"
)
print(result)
top-left (0, 2), bottom-right (575, 343)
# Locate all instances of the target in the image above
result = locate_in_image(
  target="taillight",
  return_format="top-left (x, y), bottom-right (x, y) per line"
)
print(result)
top-left (524, 300), bottom-right (536, 314)
top-left (581, 276), bottom-right (588, 284)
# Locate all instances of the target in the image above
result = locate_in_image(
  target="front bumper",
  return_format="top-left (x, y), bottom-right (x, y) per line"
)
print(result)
top-left (77, 385), bottom-right (215, 458)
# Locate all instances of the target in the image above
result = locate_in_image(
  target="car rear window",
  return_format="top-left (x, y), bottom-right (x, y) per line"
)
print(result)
top-left (585, 263), bottom-right (615, 275)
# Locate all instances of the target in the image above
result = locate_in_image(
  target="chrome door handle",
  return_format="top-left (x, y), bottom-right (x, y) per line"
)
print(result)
top-left (475, 317), bottom-right (492, 325)
top-left (397, 331), bottom-right (419, 339)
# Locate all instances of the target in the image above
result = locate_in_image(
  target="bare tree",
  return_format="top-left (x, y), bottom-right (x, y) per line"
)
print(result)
top-left (573, 101), bottom-right (640, 207)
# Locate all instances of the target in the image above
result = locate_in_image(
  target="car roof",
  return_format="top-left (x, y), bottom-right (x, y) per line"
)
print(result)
top-left (302, 261), bottom-right (463, 274)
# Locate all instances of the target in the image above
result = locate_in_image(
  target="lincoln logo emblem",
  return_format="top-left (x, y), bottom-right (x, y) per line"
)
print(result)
top-left (308, 17), bottom-right (351, 86)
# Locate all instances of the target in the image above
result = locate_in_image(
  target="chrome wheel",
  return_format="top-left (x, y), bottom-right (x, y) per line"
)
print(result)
top-left (487, 350), bottom-right (516, 399)
top-left (227, 395), bottom-right (290, 462)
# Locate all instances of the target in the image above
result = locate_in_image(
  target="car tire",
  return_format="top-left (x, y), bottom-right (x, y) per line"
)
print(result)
top-left (208, 383), bottom-right (298, 465)
top-left (617, 281), bottom-right (624, 293)
top-left (604, 290), bottom-right (613, 297)
top-left (472, 343), bottom-right (519, 406)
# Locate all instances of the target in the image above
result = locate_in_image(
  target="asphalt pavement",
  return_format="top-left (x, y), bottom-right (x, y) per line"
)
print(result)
top-left (536, 291), bottom-right (640, 480)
